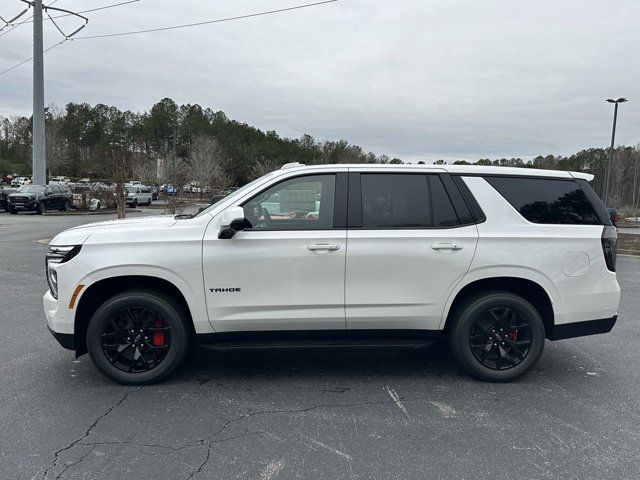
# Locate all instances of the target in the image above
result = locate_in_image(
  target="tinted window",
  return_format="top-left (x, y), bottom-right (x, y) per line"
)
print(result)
top-left (361, 174), bottom-right (430, 228)
top-left (243, 174), bottom-right (335, 230)
top-left (485, 176), bottom-right (602, 225)
top-left (430, 175), bottom-right (460, 227)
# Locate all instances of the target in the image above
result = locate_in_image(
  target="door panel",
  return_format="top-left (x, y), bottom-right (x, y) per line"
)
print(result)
top-left (344, 171), bottom-right (478, 331)
top-left (202, 172), bottom-right (347, 332)
top-left (345, 227), bottom-right (477, 330)
top-left (203, 229), bottom-right (346, 332)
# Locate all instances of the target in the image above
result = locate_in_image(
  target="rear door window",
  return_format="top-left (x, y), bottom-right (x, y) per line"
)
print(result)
top-left (361, 174), bottom-right (430, 228)
top-left (485, 176), bottom-right (602, 225)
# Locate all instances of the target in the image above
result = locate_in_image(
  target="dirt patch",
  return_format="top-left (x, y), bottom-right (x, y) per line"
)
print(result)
top-left (618, 233), bottom-right (640, 256)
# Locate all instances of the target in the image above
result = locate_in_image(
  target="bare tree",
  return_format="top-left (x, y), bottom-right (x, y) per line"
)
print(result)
top-left (187, 135), bottom-right (230, 199)
top-left (132, 154), bottom-right (158, 184)
top-left (45, 105), bottom-right (66, 178)
top-left (108, 149), bottom-right (132, 219)
top-left (251, 156), bottom-right (284, 179)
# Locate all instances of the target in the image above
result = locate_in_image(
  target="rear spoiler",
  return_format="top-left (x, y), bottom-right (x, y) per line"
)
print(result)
top-left (570, 171), bottom-right (595, 181)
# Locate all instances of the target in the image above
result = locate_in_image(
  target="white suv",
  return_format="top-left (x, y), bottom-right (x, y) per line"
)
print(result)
top-left (43, 163), bottom-right (620, 384)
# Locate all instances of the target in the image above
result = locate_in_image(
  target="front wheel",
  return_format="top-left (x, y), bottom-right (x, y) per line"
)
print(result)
top-left (36, 202), bottom-right (46, 215)
top-left (86, 290), bottom-right (190, 385)
top-left (448, 291), bottom-right (545, 382)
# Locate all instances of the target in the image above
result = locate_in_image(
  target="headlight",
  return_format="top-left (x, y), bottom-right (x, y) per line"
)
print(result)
top-left (46, 245), bottom-right (81, 299)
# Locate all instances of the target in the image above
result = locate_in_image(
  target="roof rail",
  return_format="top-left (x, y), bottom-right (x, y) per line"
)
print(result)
top-left (280, 162), bottom-right (305, 170)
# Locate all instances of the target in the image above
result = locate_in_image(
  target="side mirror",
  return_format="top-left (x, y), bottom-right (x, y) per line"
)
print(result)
top-left (218, 206), bottom-right (248, 239)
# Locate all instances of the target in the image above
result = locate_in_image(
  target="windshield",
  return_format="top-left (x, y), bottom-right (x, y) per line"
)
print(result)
top-left (126, 187), bottom-right (138, 193)
top-left (18, 185), bottom-right (45, 194)
top-left (194, 172), bottom-right (278, 218)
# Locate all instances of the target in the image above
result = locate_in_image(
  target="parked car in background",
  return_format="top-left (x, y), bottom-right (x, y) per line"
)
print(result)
top-left (140, 184), bottom-right (159, 201)
top-left (50, 176), bottom-right (70, 185)
top-left (126, 186), bottom-right (152, 207)
top-left (11, 176), bottom-right (31, 187)
top-left (0, 186), bottom-right (17, 211)
top-left (164, 184), bottom-right (179, 196)
top-left (1, 174), bottom-right (14, 185)
top-left (8, 184), bottom-right (72, 214)
top-left (75, 178), bottom-right (92, 192)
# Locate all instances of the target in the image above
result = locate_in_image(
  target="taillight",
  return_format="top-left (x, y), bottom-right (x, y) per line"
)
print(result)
top-left (601, 226), bottom-right (617, 272)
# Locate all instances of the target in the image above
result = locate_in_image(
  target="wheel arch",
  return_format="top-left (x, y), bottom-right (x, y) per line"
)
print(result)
top-left (74, 275), bottom-right (196, 357)
top-left (443, 277), bottom-right (555, 339)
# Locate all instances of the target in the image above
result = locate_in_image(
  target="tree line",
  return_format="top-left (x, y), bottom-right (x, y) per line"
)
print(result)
top-left (0, 97), bottom-right (638, 208)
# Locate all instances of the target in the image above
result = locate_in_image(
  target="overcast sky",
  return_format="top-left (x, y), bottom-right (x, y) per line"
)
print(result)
top-left (1, 0), bottom-right (638, 162)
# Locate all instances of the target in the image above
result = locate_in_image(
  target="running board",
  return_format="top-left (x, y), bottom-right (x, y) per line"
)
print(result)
top-left (199, 339), bottom-right (438, 351)
top-left (196, 330), bottom-right (444, 351)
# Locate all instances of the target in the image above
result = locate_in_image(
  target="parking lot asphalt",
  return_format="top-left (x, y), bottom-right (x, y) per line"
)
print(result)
top-left (1, 210), bottom-right (639, 480)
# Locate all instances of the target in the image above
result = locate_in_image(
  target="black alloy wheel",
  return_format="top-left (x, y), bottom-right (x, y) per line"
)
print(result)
top-left (448, 291), bottom-right (545, 382)
top-left (36, 201), bottom-right (46, 215)
top-left (86, 290), bottom-right (189, 384)
top-left (100, 306), bottom-right (171, 373)
top-left (468, 306), bottom-right (532, 370)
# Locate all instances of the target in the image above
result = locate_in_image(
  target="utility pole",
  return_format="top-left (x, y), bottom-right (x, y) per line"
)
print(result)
top-left (603, 97), bottom-right (628, 206)
top-left (32, 0), bottom-right (46, 185)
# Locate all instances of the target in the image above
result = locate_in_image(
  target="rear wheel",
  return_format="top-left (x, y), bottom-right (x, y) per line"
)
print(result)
top-left (86, 290), bottom-right (190, 385)
top-left (132, 199), bottom-right (138, 208)
top-left (448, 291), bottom-right (545, 382)
top-left (36, 202), bottom-right (46, 215)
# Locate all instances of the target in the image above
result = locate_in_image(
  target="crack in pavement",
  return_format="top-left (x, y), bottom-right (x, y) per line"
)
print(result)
top-left (41, 387), bottom-right (142, 479)
top-left (39, 391), bottom-right (431, 479)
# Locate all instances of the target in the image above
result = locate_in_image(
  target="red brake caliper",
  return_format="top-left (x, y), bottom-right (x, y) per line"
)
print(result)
top-left (152, 321), bottom-right (165, 347)
top-left (507, 329), bottom-right (518, 341)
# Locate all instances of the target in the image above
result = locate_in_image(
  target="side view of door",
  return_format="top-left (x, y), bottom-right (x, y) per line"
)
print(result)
top-left (202, 170), bottom-right (348, 332)
top-left (344, 170), bottom-right (479, 331)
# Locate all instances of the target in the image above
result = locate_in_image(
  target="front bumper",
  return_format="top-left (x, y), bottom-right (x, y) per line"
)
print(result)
top-left (47, 324), bottom-right (74, 350)
top-left (9, 201), bottom-right (36, 211)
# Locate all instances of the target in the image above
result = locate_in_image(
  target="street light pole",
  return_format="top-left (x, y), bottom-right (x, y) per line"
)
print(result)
top-left (603, 97), bottom-right (628, 206)
top-left (32, 0), bottom-right (46, 186)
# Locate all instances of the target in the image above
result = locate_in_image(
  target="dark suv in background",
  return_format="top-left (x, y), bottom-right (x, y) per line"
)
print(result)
top-left (8, 184), bottom-right (73, 214)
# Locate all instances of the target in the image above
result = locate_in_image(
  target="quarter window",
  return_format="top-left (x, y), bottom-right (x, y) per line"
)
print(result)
top-left (485, 176), bottom-right (601, 225)
top-left (430, 175), bottom-right (460, 227)
top-left (243, 174), bottom-right (335, 230)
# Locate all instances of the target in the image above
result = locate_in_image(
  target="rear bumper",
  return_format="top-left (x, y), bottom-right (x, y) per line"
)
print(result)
top-left (549, 315), bottom-right (617, 340)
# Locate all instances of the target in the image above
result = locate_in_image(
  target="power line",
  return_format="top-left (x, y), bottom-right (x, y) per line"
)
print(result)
top-left (0, 0), bottom-right (339, 77)
top-left (74, 0), bottom-right (338, 40)
top-left (0, 0), bottom-right (57, 37)
top-left (0, 38), bottom-right (66, 76)
top-left (0, 0), bottom-right (136, 37)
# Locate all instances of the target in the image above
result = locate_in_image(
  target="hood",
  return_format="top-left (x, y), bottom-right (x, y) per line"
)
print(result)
top-left (51, 215), bottom-right (178, 246)
top-left (9, 191), bottom-right (40, 198)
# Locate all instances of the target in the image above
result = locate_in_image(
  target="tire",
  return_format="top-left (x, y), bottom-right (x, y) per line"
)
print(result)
top-left (132, 199), bottom-right (138, 208)
top-left (86, 290), bottom-right (190, 385)
top-left (9, 208), bottom-right (17, 214)
top-left (147, 198), bottom-right (152, 206)
top-left (63, 200), bottom-right (71, 212)
top-left (448, 291), bottom-right (545, 382)
top-left (36, 202), bottom-right (46, 215)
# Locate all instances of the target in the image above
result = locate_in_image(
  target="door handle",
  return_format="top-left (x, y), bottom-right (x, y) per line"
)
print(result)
top-left (307, 244), bottom-right (340, 251)
top-left (431, 242), bottom-right (463, 251)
